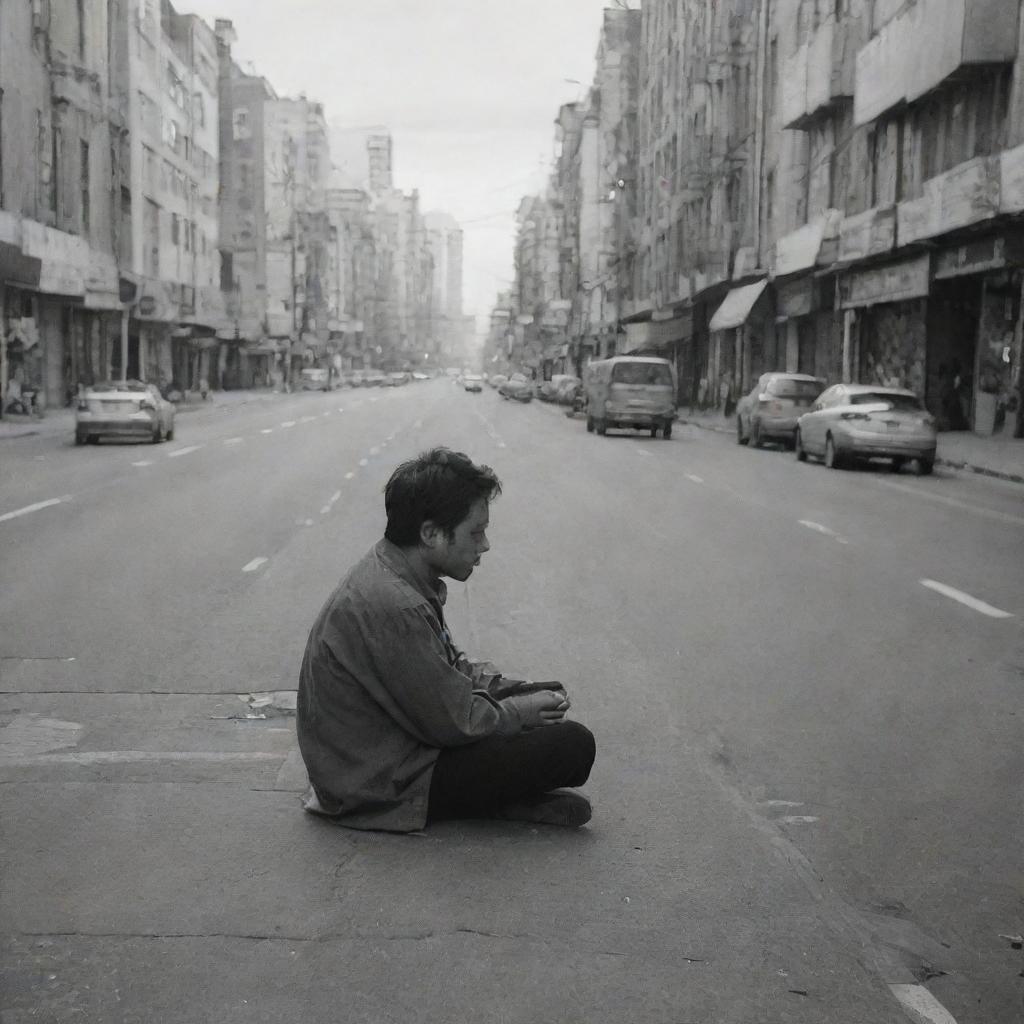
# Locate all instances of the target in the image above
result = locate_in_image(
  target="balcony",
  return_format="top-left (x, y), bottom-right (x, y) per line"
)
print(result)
top-left (854, 0), bottom-right (1019, 126)
top-left (781, 19), bottom-right (858, 130)
top-left (897, 156), bottom-right (999, 245)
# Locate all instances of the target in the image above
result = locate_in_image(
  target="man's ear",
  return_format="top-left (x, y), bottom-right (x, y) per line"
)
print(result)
top-left (419, 519), bottom-right (443, 549)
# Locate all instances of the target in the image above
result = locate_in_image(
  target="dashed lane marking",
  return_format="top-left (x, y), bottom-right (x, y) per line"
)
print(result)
top-left (799, 519), bottom-right (849, 545)
top-left (337, 407), bottom-right (345, 413)
top-left (345, 472), bottom-right (355, 480)
top-left (0, 496), bottom-right (69, 524)
top-left (300, 415), bottom-right (317, 423)
top-left (223, 437), bottom-right (244, 446)
top-left (876, 477), bottom-right (1024, 528)
top-left (635, 448), bottom-right (653, 458)
top-left (167, 445), bottom-right (203, 458)
top-left (370, 446), bottom-right (380, 455)
top-left (359, 458), bottom-right (368, 467)
top-left (685, 474), bottom-right (704, 484)
top-left (260, 428), bottom-right (274, 434)
top-left (242, 557), bottom-right (268, 573)
top-left (280, 421), bottom-right (296, 429)
top-left (322, 411), bottom-right (332, 417)
top-left (329, 490), bottom-right (342, 505)
top-left (920, 579), bottom-right (1013, 619)
top-left (132, 460), bottom-right (153, 468)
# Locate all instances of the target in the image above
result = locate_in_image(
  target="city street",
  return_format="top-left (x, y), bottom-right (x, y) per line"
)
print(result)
top-left (1, 378), bottom-right (1022, 1023)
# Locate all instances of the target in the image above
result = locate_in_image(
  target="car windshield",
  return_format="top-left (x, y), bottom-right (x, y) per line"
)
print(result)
top-left (611, 363), bottom-right (672, 385)
top-left (849, 392), bottom-right (922, 411)
top-left (768, 378), bottom-right (823, 398)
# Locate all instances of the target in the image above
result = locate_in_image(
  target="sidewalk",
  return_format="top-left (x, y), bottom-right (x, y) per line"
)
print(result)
top-left (0, 387), bottom-right (282, 442)
top-left (676, 407), bottom-right (1024, 485)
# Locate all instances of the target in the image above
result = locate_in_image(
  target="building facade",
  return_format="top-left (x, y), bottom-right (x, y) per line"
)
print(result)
top-left (1, 0), bottom-right (131, 413)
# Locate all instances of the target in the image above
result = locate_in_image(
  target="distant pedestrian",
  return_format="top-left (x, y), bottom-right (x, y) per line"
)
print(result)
top-left (296, 447), bottom-right (596, 832)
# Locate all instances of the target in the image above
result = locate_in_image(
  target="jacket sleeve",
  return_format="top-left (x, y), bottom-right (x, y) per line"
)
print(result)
top-left (345, 604), bottom-right (522, 747)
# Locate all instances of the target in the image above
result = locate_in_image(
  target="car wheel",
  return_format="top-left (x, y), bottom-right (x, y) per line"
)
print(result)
top-left (663, 422), bottom-right (672, 440)
top-left (650, 426), bottom-right (658, 438)
top-left (750, 419), bottom-right (762, 448)
top-left (824, 434), bottom-right (844, 470)
top-left (736, 418), bottom-right (748, 445)
top-left (75, 431), bottom-right (86, 446)
top-left (794, 429), bottom-right (807, 462)
top-left (88, 435), bottom-right (100, 445)
top-left (586, 415), bottom-right (594, 433)
top-left (166, 426), bottom-right (174, 441)
top-left (889, 457), bottom-right (903, 473)
top-left (596, 420), bottom-right (607, 436)
top-left (152, 425), bottom-right (163, 444)
top-left (916, 457), bottom-right (934, 476)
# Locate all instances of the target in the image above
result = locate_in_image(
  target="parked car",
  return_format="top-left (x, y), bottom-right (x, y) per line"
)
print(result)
top-left (300, 367), bottom-right (332, 391)
top-left (463, 373), bottom-right (484, 393)
top-left (554, 376), bottom-right (584, 408)
top-left (584, 356), bottom-right (676, 438)
top-left (538, 374), bottom-right (576, 402)
top-left (499, 373), bottom-right (535, 402)
top-left (489, 374), bottom-right (508, 390)
top-left (736, 372), bottom-right (826, 448)
top-left (75, 380), bottom-right (175, 445)
top-left (794, 383), bottom-right (937, 474)
top-left (364, 371), bottom-right (386, 387)
top-left (412, 372), bottom-right (430, 381)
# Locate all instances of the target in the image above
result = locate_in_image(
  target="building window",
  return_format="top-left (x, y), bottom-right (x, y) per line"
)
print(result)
top-left (77, 0), bottom-right (86, 59)
top-left (80, 140), bottom-right (90, 234)
top-left (171, 212), bottom-right (180, 246)
top-left (765, 169), bottom-right (775, 231)
top-left (50, 126), bottom-right (61, 216)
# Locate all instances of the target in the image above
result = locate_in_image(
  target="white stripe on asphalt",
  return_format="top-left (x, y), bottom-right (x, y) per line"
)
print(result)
top-left (242, 557), bottom-right (268, 573)
top-left (132, 460), bottom-right (153, 467)
top-left (260, 428), bottom-right (274, 434)
top-left (167, 445), bottom-right (203, 458)
top-left (329, 490), bottom-right (342, 505)
top-left (345, 472), bottom-right (355, 480)
top-left (223, 437), bottom-right (244, 445)
top-left (280, 421), bottom-right (296, 428)
top-left (0, 750), bottom-right (283, 766)
top-left (0, 496), bottom-right (67, 524)
top-left (359, 458), bottom-right (368, 467)
top-left (889, 984), bottom-right (958, 1024)
top-left (300, 415), bottom-right (317, 423)
top-left (337, 407), bottom-right (345, 413)
top-left (370, 446), bottom-right (380, 455)
top-left (799, 520), bottom-right (849, 545)
top-left (920, 579), bottom-right (1012, 619)
top-left (322, 411), bottom-right (332, 417)
top-left (635, 448), bottom-right (653, 458)
top-left (685, 474), bottom-right (704, 483)
top-left (876, 478), bottom-right (1024, 528)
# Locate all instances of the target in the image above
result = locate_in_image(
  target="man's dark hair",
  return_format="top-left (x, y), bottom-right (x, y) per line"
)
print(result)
top-left (384, 448), bottom-right (502, 546)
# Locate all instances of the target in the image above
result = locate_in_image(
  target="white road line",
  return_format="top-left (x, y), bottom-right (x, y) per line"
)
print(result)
top-left (635, 448), bottom-right (653, 458)
top-left (132, 460), bottom-right (153, 468)
top-left (0, 496), bottom-right (67, 524)
top-left (242, 557), bottom-right (268, 573)
top-left (890, 984), bottom-right (959, 1024)
top-left (223, 437), bottom-right (244, 446)
top-left (370, 446), bottom-right (380, 455)
top-left (167, 444), bottom-right (203, 458)
top-left (345, 472), bottom-right (355, 480)
top-left (281, 420), bottom-right (296, 428)
top-left (359, 458), bottom-right (368, 467)
top-left (920, 579), bottom-right (1013, 619)
top-left (799, 519), bottom-right (849, 545)
top-left (876, 477), bottom-right (1024, 528)
top-left (320, 506), bottom-right (332, 515)
top-left (322, 411), bottom-right (332, 417)
top-left (260, 428), bottom-right (274, 434)
top-left (337, 407), bottom-right (345, 413)
top-left (329, 490), bottom-right (342, 505)
top-left (779, 815), bottom-right (820, 824)
top-left (300, 415), bottom-right (317, 423)
top-left (0, 750), bottom-right (283, 766)
top-left (685, 474), bottom-right (704, 484)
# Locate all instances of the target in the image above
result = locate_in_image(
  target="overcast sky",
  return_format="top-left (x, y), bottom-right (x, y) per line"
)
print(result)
top-left (181, 0), bottom-right (625, 327)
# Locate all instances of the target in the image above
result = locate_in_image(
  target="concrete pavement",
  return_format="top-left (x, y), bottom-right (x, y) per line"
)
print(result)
top-left (675, 406), bottom-right (1024, 484)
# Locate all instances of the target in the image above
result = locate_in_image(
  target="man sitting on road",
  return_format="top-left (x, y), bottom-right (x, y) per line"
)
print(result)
top-left (296, 447), bottom-right (596, 832)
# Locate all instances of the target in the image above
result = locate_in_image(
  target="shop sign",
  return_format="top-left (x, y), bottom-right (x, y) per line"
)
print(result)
top-left (0, 241), bottom-right (41, 289)
top-left (934, 235), bottom-right (1024, 279)
top-left (774, 221), bottom-right (825, 278)
top-left (775, 277), bottom-right (816, 319)
top-left (839, 254), bottom-right (930, 309)
top-left (839, 206), bottom-right (896, 262)
top-left (138, 296), bottom-right (157, 317)
top-left (38, 262), bottom-right (85, 297)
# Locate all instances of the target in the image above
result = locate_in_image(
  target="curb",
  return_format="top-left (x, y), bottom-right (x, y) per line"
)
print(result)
top-left (676, 416), bottom-right (1024, 487)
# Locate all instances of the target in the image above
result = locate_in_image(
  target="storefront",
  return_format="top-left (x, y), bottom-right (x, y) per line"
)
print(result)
top-left (621, 309), bottom-right (694, 405)
top-left (708, 278), bottom-right (770, 411)
top-left (0, 242), bottom-right (43, 416)
top-left (838, 254), bottom-right (930, 400)
top-left (926, 234), bottom-right (1024, 434)
top-left (774, 275), bottom-right (842, 384)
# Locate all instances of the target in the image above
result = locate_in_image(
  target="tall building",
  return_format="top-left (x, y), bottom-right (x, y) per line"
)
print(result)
top-left (122, 0), bottom-right (226, 391)
top-left (0, 0), bottom-right (130, 411)
top-left (424, 210), bottom-right (465, 367)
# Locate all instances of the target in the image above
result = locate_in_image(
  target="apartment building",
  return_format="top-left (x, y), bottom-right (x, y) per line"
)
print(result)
top-left (123, 0), bottom-right (225, 391)
top-left (0, 0), bottom-right (129, 412)
top-left (424, 209), bottom-right (466, 368)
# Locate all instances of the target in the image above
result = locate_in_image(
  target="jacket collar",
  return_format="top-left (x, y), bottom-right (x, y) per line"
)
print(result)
top-left (375, 538), bottom-right (448, 609)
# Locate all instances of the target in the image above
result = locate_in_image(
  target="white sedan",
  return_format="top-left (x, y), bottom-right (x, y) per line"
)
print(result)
top-left (75, 380), bottom-right (175, 445)
top-left (794, 383), bottom-right (937, 474)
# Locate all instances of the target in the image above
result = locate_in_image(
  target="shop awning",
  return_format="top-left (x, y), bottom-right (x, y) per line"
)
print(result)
top-left (0, 242), bottom-right (42, 289)
top-left (621, 311), bottom-right (693, 354)
top-left (709, 279), bottom-right (769, 331)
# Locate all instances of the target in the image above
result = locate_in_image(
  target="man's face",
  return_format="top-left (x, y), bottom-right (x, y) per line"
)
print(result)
top-left (431, 498), bottom-right (491, 582)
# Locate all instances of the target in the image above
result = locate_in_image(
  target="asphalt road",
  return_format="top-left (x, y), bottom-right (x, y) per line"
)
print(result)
top-left (1, 379), bottom-right (1021, 1024)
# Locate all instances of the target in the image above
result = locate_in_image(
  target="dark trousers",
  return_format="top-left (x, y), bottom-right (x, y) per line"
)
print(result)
top-left (427, 720), bottom-right (596, 822)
